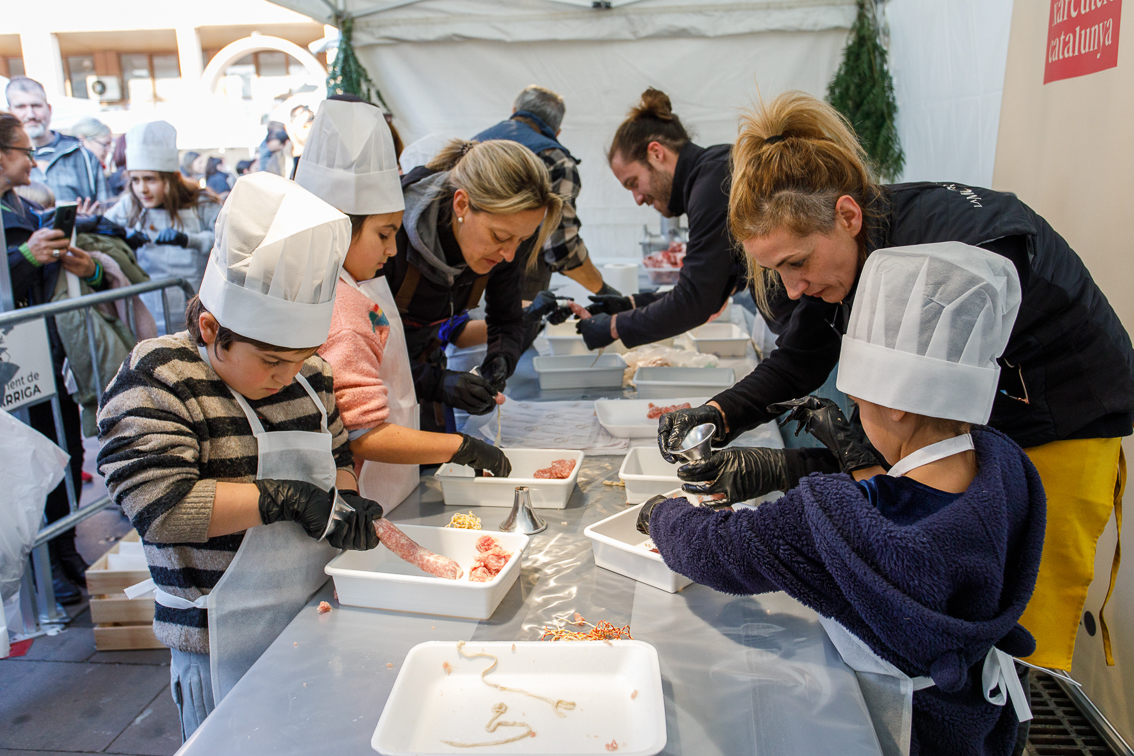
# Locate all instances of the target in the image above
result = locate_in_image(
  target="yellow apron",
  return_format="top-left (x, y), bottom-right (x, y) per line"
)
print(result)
top-left (1018, 437), bottom-right (1126, 670)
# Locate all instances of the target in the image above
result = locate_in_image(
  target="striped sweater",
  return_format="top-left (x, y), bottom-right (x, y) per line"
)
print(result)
top-left (96, 331), bottom-right (353, 654)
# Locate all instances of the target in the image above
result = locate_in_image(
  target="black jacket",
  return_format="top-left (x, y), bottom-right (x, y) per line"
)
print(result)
top-left (385, 166), bottom-right (531, 403)
top-left (716, 182), bottom-right (1134, 449)
top-left (617, 143), bottom-right (744, 347)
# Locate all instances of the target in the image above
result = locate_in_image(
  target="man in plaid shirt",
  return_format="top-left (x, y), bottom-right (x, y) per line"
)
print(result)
top-left (473, 86), bottom-right (618, 303)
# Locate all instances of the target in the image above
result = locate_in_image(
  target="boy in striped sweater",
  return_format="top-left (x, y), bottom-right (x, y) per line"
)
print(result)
top-left (97, 173), bottom-right (382, 739)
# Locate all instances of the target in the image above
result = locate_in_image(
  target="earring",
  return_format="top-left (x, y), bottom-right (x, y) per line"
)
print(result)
top-left (458, 216), bottom-right (464, 223)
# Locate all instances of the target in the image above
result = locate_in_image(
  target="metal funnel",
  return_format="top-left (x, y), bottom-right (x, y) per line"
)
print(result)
top-left (670, 422), bottom-right (716, 462)
top-left (500, 486), bottom-right (547, 534)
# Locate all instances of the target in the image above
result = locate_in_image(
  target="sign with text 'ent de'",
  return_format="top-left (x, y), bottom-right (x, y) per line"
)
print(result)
top-left (1045, 0), bottom-right (1123, 84)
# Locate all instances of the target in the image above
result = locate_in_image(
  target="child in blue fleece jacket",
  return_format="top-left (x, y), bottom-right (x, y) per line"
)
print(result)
top-left (641, 242), bottom-right (1047, 756)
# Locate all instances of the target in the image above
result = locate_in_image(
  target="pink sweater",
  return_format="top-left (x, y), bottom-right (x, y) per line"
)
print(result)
top-left (318, 280), bottom-right (392, 433)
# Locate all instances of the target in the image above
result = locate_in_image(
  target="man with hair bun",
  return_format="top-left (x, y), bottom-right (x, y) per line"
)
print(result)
top-left (576, 88), bottom-right (744, 350)
top-left (473, 85), bottom-right (617, 330)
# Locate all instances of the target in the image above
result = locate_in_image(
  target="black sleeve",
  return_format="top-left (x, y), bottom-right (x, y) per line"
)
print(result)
top-left (615, 172), bottom-right (736, 347)
top-left (6, 224), bottom-right (43, 305)
top-left (483, 242), bottom-right (530, 376)
top-left (711, 296), bottom-right (843, 438)
top-left (979, 235), bottom-right (1031, 290)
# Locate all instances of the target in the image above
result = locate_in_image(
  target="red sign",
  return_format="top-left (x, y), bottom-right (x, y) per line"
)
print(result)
top-left (1045, 0), bottom-right (1122, 83)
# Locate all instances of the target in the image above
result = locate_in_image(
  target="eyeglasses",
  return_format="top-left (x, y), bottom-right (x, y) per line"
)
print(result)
top-left (1, 144), bottom-right (36, 159)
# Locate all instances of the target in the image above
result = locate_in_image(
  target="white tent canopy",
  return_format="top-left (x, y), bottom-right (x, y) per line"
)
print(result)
top-left (271, 0), bottom-right (1011, 263)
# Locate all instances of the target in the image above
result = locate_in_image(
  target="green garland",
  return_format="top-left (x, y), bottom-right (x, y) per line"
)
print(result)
top-left (326, 17), bottom-right (392, 114)
top-left (826, 0), bottom-right (904, 181)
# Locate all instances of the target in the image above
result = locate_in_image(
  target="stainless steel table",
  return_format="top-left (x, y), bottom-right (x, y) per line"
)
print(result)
top-left (177, 352), bottom-right (883, 756)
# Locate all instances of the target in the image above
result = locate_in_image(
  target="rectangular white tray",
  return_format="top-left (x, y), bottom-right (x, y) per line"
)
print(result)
top-left (532, 354), bottom-right (627, 390)
top-left (326, 526), bottom-right (529, 619)
top-left (690, 322), bottom-right (750, 358)
top-left (617, 447), bottom-right (683, 504)
top-left (593, 396), bottom-right (710, 439)
top-left (434, 448), bottom-right (585, 509)
top-left (584, 504), bottom-right (692, 594)
top-left (372, 640), bottom-right (666, 755)
top-left (642, 264), bottom-right (681, 285)
top-left (544, 321), bottom-right (628, 356)
top-left (633, 366), bottom-right (735, 399)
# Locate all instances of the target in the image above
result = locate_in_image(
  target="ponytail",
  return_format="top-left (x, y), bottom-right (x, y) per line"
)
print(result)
top-left (729, 91), bottom-right (881, 315)
top-left (607, 88), bottom-right (691, 165)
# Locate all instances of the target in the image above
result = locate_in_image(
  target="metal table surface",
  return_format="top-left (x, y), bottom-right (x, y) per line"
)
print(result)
top-left (177, 351), bottom-right (883, 756)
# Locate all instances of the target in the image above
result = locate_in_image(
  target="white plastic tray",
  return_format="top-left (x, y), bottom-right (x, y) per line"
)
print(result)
top-left (544, 321), bottom-right (628, 356)
top-left (690, 322), bottom-right (750, 358)
top-left (325, 526), bottom-right (529, 619)
top-left (372, 640), bottom-right (666, 755)
top-left (584, 504), bottom-right (692, 593)
top-left (617, 447), bottom-right (683, 504)
top-left (633, 366), bottom-right (735, 399)
top-left (593, 396), bottom-right (710, 438)
top-left (434, 448), bottom-right (585, 509)
top-left (532, 354), bottom-right (627, 390)
top-left (642, 264), bottom-right (681, 285)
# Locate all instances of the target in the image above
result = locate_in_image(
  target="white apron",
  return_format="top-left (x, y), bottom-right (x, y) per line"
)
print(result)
top-left (129, 347), bottom-right (341, 703)
top-left (820, 435), bottom-right (1032, 756)
top-left (342, 272), bottom-right (420, 511)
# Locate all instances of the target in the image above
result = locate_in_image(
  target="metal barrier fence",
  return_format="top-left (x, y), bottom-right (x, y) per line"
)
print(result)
top-left (1, 276), bottom-right (195, 637)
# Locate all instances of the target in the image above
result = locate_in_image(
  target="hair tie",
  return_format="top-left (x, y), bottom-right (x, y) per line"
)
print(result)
top-left (764, 134), bottom-right (786, 145)
top-left (459, 142), bottom-right (474, 157)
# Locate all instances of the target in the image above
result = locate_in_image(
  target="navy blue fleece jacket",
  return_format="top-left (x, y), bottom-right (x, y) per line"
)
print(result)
top-left (649, 427), bottom-right (1046, 756)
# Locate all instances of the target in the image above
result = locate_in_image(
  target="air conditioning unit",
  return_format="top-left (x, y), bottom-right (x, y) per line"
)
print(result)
top-left (85, 75), bottom-right (121, 102)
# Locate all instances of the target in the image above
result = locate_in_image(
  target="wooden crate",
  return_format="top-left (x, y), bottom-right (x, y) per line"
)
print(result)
top-left (87, 531), bottom-right (164, 651)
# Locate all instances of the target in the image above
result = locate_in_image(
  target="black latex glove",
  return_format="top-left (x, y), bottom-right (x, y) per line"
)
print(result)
top-left (450, 433), bottom-right (512, 477)
top-left (657, 404), bottom-right (727, 463)
top-left (255, 479), bottom-right (334, 539)
top-left (523, 291), bottom-right (574, 327)
top-left (767, 396), bottom-right (884, 474)
top-left (635, 494), bottom-right (669, 536)
top-left (333, 490), bottom-right (383, 550)
top-left (125, 229), bottom-right (149, 250)
top-left (595, 282), bottom-right (623, 297)
top-left (155, 228), bottom-right (189, 247)
top-left (576, 313), bottom-right (615, 350)
top-left (585, 294), bottom-right (635, 316)
top-left (435, 369), bottom-right (497, 415)
top-left (678, 447), bottom-right (789, 503)
top-left (479, 353), bottom-right (510, 394)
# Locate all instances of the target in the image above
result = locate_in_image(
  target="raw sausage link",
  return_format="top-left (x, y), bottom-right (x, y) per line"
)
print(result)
top-left (374, 519), bottom-right (464, 580)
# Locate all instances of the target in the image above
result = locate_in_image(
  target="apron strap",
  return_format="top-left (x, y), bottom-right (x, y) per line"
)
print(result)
top-left (887, 434), bottom-right (974, 478)
top-left (467, 274), bottom-right (490, 311)
top-left (126, 577), bottom-right (210, 610)
top-left (1098, 446), bottom-right (1125, 666)
top-left (394, 264), bottom-right (422, 314)
top-left (982, 647), bottom-right (1033, 722)
top-left (293, 372), bottom-right (329, 432)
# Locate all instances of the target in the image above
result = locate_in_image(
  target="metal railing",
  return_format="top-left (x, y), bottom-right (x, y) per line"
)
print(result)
top-left (1, 276), bottom-right (195, 634)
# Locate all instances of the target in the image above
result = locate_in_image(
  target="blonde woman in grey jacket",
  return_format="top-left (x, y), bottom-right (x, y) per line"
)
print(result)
top-left (104, 121), bottom-right (220, 333)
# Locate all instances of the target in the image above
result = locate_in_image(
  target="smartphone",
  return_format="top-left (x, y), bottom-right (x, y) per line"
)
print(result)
top-left (53, 202), bottom-right (78, 243)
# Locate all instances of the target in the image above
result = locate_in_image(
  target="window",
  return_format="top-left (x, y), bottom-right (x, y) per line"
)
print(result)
top-left (257, 51), bottom-right (288, 78)
top-left (66, 55), bottom-right (96, 99)
top-left (8, 58), bottom-right (26, 78)
top-left (120, 53), bottom-right (182, 104)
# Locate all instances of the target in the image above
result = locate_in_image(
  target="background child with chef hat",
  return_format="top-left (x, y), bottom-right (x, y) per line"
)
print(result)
top-left (297, 97), bottom-right (511, 513)
top-left (638, 242), bottom-right (1047, 756)
top-left (104, 120), bottom-right (221, 334)
top-left (97, 172), bottom-right (383, 739)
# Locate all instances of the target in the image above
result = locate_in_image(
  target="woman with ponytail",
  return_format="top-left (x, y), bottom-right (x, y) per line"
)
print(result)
top-left (387, 138), bottom-right (561, 430)
top-left (576, 88), bottom-right (745, 350)
top-left (660, 90), bottom-right (1134, 678)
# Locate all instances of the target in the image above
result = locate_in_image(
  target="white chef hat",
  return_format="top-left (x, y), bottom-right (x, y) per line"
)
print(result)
top-left (294, 99), bottom-right (404, 216)
top-left (198, 172), bottom-right (351, 349)
top-left (124, 121), bottom-right (179, 173)
top-left (836, 241), bottom-right (1022, 424)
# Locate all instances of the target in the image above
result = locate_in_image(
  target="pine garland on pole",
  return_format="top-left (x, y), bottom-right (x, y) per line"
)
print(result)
top-left (826, 0), bottom-right (904, 181)
top-left (327, 16), bottom-right (392, 114)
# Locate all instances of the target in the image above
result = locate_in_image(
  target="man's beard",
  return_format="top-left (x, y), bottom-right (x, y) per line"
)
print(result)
top-left (649, 165), bottom-right (674, 216)
top-left (22, 121), bottom-right (47, 140)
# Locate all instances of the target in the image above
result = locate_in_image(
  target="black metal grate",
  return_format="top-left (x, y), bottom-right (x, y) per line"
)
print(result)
top-left (1027, 673), bottom-right (1117, 756)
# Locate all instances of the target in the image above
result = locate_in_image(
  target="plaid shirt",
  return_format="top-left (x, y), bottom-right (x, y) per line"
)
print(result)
top-left (538, 147), bottom-right (588, 272)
